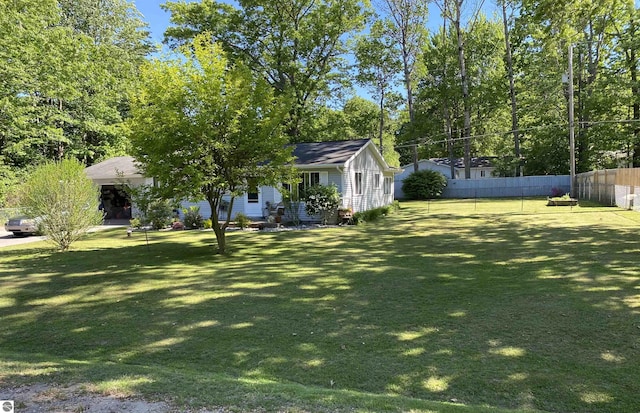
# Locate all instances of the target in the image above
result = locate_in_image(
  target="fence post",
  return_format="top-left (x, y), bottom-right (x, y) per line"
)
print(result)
top-left (598, 170), bottom-right (602, 203)
top-left (611, 169), bottom-right (616, 206)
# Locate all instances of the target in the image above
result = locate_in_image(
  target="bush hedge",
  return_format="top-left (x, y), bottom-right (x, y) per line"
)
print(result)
top-left (401, 170), bottom-right (447, 200)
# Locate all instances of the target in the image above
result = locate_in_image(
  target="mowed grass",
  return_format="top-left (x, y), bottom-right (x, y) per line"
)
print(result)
top-left (0, 199), bottom-right (638, 412)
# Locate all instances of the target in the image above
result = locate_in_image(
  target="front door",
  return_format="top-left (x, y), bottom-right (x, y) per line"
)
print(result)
top-left (244, 181), bottom-right (262, 217)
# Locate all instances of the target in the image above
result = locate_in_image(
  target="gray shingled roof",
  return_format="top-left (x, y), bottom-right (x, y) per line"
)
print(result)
top-left (84, 156), bottom-right (142, 180)
top-left (291, 139), bottom-right (371, 166)
top-left (86, 139), bottom-right (381, 180)
top-left (430, 156), bottom-right (496, 168)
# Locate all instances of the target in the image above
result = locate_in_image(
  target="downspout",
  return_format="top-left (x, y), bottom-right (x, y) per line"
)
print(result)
top-left (336, 166), bottom-right (345, 208)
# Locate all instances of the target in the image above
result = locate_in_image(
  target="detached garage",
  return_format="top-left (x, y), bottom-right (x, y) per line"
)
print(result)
top-left (84, 156), bottom-right (152, 221)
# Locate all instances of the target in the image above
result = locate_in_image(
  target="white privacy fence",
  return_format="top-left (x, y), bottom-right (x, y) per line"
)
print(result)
top-left (576, 168), bottom-right (640, 210)
top-left (443, 176), bottom-right (571, 198)
top-left (395, 175), bottom-right (571, 199)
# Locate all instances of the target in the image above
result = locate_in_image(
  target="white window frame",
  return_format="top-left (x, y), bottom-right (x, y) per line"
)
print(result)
top-left (355, 172), bottom-right (363, 195)
top-left (247, 179), bottom-right (259, 203)
top-left (298, 172), bottom-right (320, 198)
top-left (383, 176), bottom-right (392, 194)
top-left (283, 171), bottom-right (326, 200)
top-left (374, 173), bottom-right (380, 189)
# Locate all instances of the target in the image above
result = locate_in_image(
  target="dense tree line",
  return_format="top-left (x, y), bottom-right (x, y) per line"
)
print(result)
top-left (405, 0), bottom-right (640, 176)
top-left (0, 0), bottom-right (150, 204)
top-left (2, 0), bottom-right (640, 207)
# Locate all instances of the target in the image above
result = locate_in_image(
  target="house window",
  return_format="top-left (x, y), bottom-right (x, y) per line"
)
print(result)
top-left (297, 172), bottom-right (320, 197)
top-left (374, 173), bottom-right (380, 189)
top-left (247, 180), bottom-right (259, 203)
top-left (282, 172), bottom-right (320, 200)
top-left (480, 170), bottom-right (486, 177)
top-left (355, 172), bottom-right (363, 195)
top-left (302, 172), bottom-right (320, 189)
top-left (383, 177), bottom-right (392, 194)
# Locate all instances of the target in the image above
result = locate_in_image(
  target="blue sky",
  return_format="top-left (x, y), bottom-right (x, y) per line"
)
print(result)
top-left (133, 0), bottom-right (182, 45)
top-left (130, 0), bottom-right (497, 103)
top-left (132, 1), bottom-right (498, 48)
top-left (133, 0), bottom-right (236, 46)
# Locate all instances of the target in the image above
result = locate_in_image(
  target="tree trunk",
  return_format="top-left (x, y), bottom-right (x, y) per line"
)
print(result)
top-left (454, 2), bottom-right (472, 179)
top-left (212, 222), bottom-right (226, 254)
top-left (577, 48), bottom-right (593, 173)
top-left (576, 20), bottom-right (604, 173)
top-left (502, 1), bottom-right (521, 176)
top-left (378, 89), bottom-right (385, 153)
top-left (209, 200), bottom-right (226, 254)
top-left (208, 194), bottom-right (235, 254)
top-left (632, 51), bottom-right (640, 167)
top-left (442, 5), bottom-right (455, 179)
top-left (403, 48), bottom-right (415, 123)
top-left (629, 11), bottom-right (640, 166)
top-left (445, 107), bottom-right (455, 179)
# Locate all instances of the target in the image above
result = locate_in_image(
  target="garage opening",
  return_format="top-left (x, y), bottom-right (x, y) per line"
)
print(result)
top-left (100, 185), bottom-right (131, 220)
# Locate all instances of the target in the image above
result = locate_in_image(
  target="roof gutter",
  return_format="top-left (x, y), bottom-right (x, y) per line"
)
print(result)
top-left (294, 164), bottom-right (344, 169)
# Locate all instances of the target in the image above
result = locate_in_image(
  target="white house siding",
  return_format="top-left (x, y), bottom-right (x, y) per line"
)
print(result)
top-left (469, 168), bottom-right (495, 179)
top-left (327, 169), bottom-right (343, 193)
top-left (260, 186), bottom-right (278, 208)
top-left (343, 145), bottom-right (393, 212)
top-left (615, 184), bottom-right (640, 210)
top-left (273, 168), bottom-right (344, 222)
top-left (179, 194), bottom-right (246, 222)
top-left (178, 145), bottom-right (395, 223)
top-left (383, 172), bottom-right (395, 206)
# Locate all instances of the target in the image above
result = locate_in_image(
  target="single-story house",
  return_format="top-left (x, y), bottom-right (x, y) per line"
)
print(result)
top-left (86, 139), bottom-right (399, 223)
top-left (394, 157), bottom-right (496, 199)
top-left (183, 138), bottom-right (399, 221)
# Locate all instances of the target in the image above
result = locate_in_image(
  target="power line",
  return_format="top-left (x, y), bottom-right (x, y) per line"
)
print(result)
top-left (395, 123), bottom-right (564, 149)
top-left (394, 118), bottom-right (640, 149)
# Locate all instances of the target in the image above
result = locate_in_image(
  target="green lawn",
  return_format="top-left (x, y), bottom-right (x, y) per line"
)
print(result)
top-left (1, 199), bottom-right (638, 412)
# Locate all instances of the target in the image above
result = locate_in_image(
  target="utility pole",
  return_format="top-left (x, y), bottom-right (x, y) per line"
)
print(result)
top-left (568, 45), bottom-right (576, 198)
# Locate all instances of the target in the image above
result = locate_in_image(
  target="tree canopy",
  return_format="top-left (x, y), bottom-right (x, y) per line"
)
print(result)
top-left (0, 0), bottom-right (150, 206)
top-left (162, 0), bottom-right (368, 141)
top-left (3, 0), bottom-right (640, 199)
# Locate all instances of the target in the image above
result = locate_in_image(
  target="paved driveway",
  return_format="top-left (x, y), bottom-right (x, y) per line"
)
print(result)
top-left (0, 223), bottom-right (129, 249)
top-left (0, 230), bottom-right (46, 248)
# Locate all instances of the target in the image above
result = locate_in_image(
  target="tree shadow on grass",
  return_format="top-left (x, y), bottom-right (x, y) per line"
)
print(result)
top-left (0, 208), bottom-right (638, 413)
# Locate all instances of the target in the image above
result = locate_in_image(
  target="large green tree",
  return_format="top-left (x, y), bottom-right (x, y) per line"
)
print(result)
top-left (413, 16), bottom-right (509, 167)
top-left (162, 0), bottom-right (368, 141)
top-left (128, 35), bottom-right (295, 254)
top-left (355, 20), bottom-right (402, 157)
top-left (0, 0), bottom-right (149, 175)
top-left (375, 0), bottom-right (429, 123)
top-left (511, 0), bottom-right (639, 173)
top-left (375, 0), bottom-right (429, 171)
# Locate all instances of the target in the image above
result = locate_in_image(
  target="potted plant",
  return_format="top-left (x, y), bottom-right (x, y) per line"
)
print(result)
top-left (338, 207), bottom-right (353, 218)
